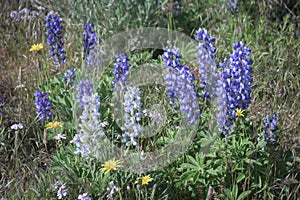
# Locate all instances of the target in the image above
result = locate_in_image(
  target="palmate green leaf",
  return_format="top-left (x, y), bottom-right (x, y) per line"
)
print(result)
top-left (206, 169), bottom-right (218, 176)
top-left (180, 169), bottom-right (201, 183)
top-left (188, 154), bottom-right (204, 169)
top-left (180, 162), bottom-right (200, 172)
top-left (180, 154), bottom-right (206, 183)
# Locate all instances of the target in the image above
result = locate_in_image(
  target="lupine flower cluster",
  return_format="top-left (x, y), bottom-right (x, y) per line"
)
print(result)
top-left (162, 44), bottom-right (200, 126)
top-left (262, 112), bottom-right (280, 145)
top-left (46, 13), bottom-right (66, 69)
top-left (194, 28), bottom-right (253, 134)
top-left (72, 78), bottom-right (106, 159)
top-left (222, 42), bottom-right (253, 113)
top-left (225, 0), bottom-right (240, 14)
top-left (112, 54), bottom-right (131, 87)
top-left (195, 29), bottom-right (228, 133)
top-left (34, 90), bottom-right (54, 122)
top-left (83, 22), bottom-right (99, 59)
top-left (162, 44), bottom-right (184, 106)
top-left (219, 41), bottom-right (253, 134)
top-left (172, 0), bottom-right (182, 15)
top-left (120, 86), bottom-right (143, 147)
top-left (85, 45), bottom-right (102, 67)
top-left (10, 7), bottom-right (45, 21)
top-left (195, 28), bottom-right (217, 99)
top-left (215, 77), bottom-right (228, 133)
top-left (62, 67), bottom-right (76, 87)
top-left (77, 78), bottom-right (93, 108)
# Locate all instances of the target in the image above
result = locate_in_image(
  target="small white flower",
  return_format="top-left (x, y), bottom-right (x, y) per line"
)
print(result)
top-left (78, 193), bottom-right (91, 200)
top-left (100, 121), bottom-right (109, 128)
top-left (11, 123), bottom-right (24, 130)
top-left (51, 181), bottom-right (62, 190)
top-left (57, 184), bottom-right (68, 199)
top-left (53, 134), bottom-right (66, 140)
top-left (140, 150), bottom-right (146, 161)
top-left (15, 84), bottom-right (26, 89)
top-left (37, 6), bottom-right (45, 10)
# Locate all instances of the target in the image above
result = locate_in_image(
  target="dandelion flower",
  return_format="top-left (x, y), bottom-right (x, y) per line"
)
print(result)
top-left (235, 108), bottom-right (245, 117)
top-left (30, 43), bottom-right (43, 51)
top-left (100, 159), bottom-right (121, 174)
top-left (135, 175), bottom-right (154, 185)
top-left (46, 121), bottom-right (63, 129)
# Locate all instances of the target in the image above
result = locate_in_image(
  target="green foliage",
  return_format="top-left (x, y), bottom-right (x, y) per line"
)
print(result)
top-left (51, 0), bottom-right (168, 35)
top-left (220, 184), bottom-right (252, 200)
top-left (179, 116), bottom-right (300, 199)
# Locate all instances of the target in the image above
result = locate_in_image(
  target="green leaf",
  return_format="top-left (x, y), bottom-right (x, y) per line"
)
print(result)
top-left (286, 178), bottom-right (299, 184)
top-left (236, 173), bottom-right (246, 184)
top-left (206, 169), bottom-right (218, 176)
top-left (222, 188), bottom-right (233, 200)
top-left (64, 95), bottom-right (72, 108)
top-left (232, 185), bottom-right (238, 199)
top-left (237, 190), bottom-right (252, 200)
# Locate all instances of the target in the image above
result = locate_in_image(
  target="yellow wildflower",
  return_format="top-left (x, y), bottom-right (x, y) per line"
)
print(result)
top-left (100, 159), bottom-right (121, 174)
top-left (235, 108), bottom-right (245, 117)
top-left (46, 121), bottom-right (63, 129)
top-left (30, 43), bottom-right (43, 51)
top-left (135, 175), bottom-right (154, 185)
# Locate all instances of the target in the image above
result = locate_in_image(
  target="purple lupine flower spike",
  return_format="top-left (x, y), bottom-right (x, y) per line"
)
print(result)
top-left (162, 43), bottom-right (200, 126)
top-left (34, 90), bottom-right (54, 122)
top-left (46, 13), bottom-right (66, 69)
top-left (83, 22), bottom-right (99, 59)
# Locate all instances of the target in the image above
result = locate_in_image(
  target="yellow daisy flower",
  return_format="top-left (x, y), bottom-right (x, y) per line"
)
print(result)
top-left (135, 175), bottom-right (154, 185)
top-left (46, 121), bottom-right (63, 129)
top-left (100, 159), bottom-right (121, 174)
top-left (30, 43), bottom-right (43, 51)
top-left (235, 108), bottom-right (245, 117)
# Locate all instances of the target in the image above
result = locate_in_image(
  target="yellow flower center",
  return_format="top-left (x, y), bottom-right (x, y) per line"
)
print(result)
top-left (100, 159), bottom-right (121, 174)
top-left (46, 121), bottom-right (63, 129)
top-left (30, 43), bottom-right (43, 51)
top-left (135, 175), bottom-right (154, 185)
top-left (235, 108), bottom-right (245, 117)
